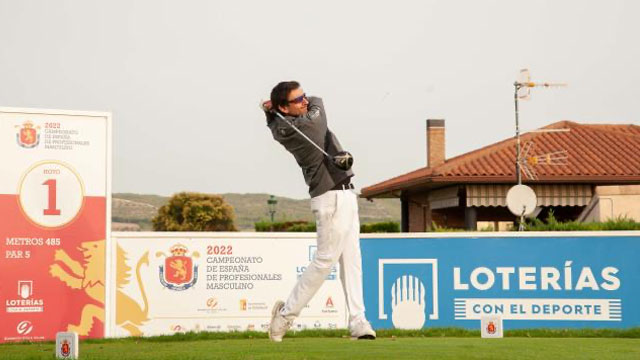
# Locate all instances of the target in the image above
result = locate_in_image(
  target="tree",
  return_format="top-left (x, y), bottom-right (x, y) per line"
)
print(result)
top-left (152, 192), bottom-right (237, 231)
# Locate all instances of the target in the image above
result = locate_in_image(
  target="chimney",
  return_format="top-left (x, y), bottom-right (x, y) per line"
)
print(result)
top-left (427, 119), bottom-right (445, 168)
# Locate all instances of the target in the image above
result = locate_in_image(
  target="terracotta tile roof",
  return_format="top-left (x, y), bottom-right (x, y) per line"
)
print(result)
top-left (362, 121), bottom-right (640, 198)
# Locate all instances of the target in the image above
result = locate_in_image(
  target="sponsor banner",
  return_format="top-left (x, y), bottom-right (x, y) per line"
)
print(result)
top-left (0, 108), bottom-right (111, 342)
top-left (109, 233), bottom-right (346, 336)
top-left (361, 233), bottom-right (640, 329)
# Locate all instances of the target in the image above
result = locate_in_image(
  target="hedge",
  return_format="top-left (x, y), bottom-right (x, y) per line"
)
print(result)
top-left (255, 221), bottom-right (400, 233)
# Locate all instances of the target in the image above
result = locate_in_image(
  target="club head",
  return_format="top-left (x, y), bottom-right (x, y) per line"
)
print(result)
top-left (332, 151), bottom-right (353, 171)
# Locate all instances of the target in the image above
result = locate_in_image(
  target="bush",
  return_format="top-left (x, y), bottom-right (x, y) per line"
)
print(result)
top-left (520, 211), bottom-right (640, 231)
top-left (255, 221), bottom-right (315, 232)
top-left (152, 192), bottom-right (237, 231)
top-left (255, 220), bottom-right (401, 233)
top-left (360, 221), bottom-right (400, 233)
top-left (288, 222), bottom-right (317, 232)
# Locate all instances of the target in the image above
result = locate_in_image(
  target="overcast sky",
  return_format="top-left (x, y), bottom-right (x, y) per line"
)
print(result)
top-left (1, 1), bottom-right (638, 199)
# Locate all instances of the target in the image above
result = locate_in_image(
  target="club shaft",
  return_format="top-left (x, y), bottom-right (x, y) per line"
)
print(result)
top-left (274, 112), bottom-right (331, 157)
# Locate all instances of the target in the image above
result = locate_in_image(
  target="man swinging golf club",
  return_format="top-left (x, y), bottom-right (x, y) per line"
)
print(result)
top-left (261, 81), bottom-right (376, 342)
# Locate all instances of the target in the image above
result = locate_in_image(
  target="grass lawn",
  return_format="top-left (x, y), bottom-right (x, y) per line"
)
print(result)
top-left (2, 330), bottom-right (639, 360)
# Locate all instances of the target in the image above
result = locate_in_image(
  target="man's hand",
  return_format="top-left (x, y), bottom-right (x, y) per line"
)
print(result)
top-left (260, 99), bottom-right (276, 124)
top-left (260, 99), bottom-right (273, 112)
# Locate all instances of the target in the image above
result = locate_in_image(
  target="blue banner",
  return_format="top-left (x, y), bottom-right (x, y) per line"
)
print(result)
top-left (360, 234), bottom-right (639, 329)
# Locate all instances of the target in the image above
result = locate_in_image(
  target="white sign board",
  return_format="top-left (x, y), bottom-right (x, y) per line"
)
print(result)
top-left (109, 233), bottom-right (347, 336)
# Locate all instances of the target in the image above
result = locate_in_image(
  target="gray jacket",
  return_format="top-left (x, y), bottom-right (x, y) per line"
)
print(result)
top-left (265, 96), bottom-right (353, 198)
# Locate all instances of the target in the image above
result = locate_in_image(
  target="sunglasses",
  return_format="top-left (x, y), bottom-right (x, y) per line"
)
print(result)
top-left (287, 93), bottom-right (307, 104)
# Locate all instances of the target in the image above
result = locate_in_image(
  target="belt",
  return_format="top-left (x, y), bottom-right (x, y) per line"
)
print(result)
top-left (332, 182), bottom-right (354, 191)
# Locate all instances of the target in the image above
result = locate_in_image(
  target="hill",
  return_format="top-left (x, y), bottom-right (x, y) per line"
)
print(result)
top-left (112, 193), bottom-right (400, 231)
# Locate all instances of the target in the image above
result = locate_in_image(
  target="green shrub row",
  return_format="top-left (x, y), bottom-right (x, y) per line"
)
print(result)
top-left (520, 212), bottom-right (640, 231)
top-left (360, 221), bottom-right (400, 233)
top-left (256, 214), bottom-right (640, 233)
top-left (255, 221), bottom-right (400, 233)
top-left (254, 220), bottom-right (315, 232)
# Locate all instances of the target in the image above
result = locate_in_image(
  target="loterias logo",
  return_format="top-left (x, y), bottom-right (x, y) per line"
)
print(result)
top-left (300, 246), bottom-right (337, 280)
top-left (453, 261), bottom-right (623, 322)
top-left (19, 280), bottom-right (32, 299)
top-left (6, 280), bottom-right (44, 313)
top-left (453, 262), bottom-right (620, 292)
top-left (378, 259), bottom-right (439, 330)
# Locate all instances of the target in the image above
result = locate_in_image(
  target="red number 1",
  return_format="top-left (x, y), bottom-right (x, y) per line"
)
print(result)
top-left (43, 179), bottom-right (61, 216)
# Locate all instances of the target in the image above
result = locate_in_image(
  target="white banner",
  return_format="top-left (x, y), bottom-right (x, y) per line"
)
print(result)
top-left (109, 233), bottom-right (347, 337)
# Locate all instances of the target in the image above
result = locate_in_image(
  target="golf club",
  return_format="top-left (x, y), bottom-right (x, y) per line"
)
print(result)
top-left (266, 105), bottom-right (354, 171)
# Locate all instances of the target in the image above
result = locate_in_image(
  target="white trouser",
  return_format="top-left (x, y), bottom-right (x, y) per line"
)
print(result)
top-left (281, 189), bottom-right (366, 323)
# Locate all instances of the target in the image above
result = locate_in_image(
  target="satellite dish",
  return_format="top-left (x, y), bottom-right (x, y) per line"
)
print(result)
top-left (506, 184), bottom-right (537, 217)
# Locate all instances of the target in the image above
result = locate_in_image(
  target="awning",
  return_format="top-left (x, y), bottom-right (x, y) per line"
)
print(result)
top-left (466, 184), bottom-right (593, 207)
top-left (429, 186), bottom-right (460, 210)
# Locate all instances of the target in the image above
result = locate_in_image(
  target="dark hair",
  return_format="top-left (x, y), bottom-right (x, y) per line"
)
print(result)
top-left (270, 81), bottom-right (300, 112)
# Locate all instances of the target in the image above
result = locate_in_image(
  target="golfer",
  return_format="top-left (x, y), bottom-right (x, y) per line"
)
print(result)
top-left (262, 81), bottom-right (376, 342)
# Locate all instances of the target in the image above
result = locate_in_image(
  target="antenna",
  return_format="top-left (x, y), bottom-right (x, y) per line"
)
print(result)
top-left (511, 69), bottom-right (568, 231)
top-left (513, 68), bottom-right (567, 185)
top-left (519, 141), bottom-right (569, 181)
top-left (516, 69), bottom-right (531, 100)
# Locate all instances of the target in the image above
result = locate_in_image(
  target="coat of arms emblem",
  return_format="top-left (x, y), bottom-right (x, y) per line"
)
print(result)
top-left (487, 321), bottom-right (497, 335)
top-left (61, 340), bottom-right (71, 357)
top-left (157, 244), bottom-right (200, 291)
top-left (16, 121), bottom-right (40, 148)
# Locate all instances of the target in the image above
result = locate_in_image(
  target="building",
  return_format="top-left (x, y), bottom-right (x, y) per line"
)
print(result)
top-left (361, 120), bottom-right (640, 231)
